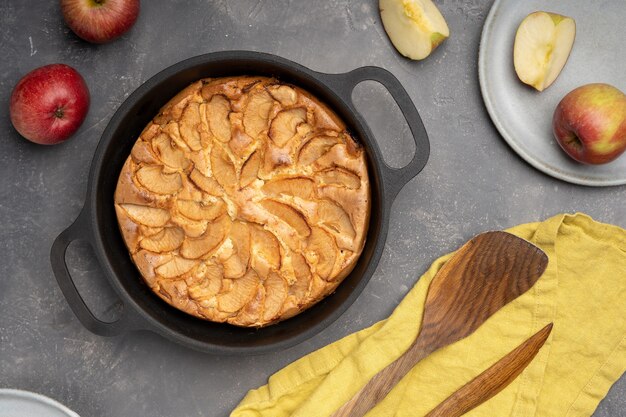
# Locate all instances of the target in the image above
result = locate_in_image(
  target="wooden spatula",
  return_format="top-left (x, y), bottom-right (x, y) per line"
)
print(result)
top-left (425, 322), bottom-right (553, 417)
top-left (330, 231), bottom-right (548, 417)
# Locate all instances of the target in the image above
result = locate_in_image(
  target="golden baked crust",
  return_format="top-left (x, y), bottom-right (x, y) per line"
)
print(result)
top-left (114, 76), bottom-right (370, 327)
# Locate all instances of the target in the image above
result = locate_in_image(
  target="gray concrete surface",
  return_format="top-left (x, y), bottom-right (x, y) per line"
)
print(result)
top-left (0, 1), bottom-right (624, 416)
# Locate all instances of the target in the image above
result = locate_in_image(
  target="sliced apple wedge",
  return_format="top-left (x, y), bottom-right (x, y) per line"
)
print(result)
top-left (380, 0), bottom-right (449, 60)
top-left (514, 11), bottom-right (576, 92)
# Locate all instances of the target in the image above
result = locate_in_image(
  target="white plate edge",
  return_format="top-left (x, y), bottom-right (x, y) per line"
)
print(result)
top-left (0, 389), bottom-right (80, 417)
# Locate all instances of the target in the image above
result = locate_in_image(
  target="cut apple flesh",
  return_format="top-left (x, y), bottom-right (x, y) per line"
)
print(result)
top-left (514, 12), bottom-right (576, 92)
top-left (380, 0), bottom-right (449, 60)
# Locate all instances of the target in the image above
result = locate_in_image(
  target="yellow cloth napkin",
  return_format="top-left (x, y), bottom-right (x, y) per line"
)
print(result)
top-left (232, 213), bottom-right (626, 417)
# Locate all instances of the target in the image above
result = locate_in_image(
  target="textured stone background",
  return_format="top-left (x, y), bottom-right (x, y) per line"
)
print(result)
top-left (0, 1), bottom-right (624, 416)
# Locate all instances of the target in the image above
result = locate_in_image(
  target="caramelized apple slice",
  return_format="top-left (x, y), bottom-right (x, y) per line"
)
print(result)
top-left (179, 221), bottom-right (208, 238)
top-left (298, 136), bottom-right (338, 166)
top-left (235, 286), bottom-right (264, 326)
top-left (188, 169), bottom-right (222, 196)
top-left (262, 177), bottom-right (315, 200)
top-left (210, 145), bottom-right (237, 188)
top-left (217, 270), bottom-right (259, 313)
top-left (136, 165), bottom-right (182, 195)
top-left (240, 150), bottom-right (261, 188)
top-left (188, 263), bottom-right (223, 300)
top-left (261, 200), bottom-right (311, 237)
top-left (153, 133), bottom-right (190, 170)
top-left (307, 227), bottom-right (337, 280)
top-left (230, 221), bottom-right (251, 267)
top-left (119, 204), bottom-right (170, 227)
top-left (317, 167), bottom-right (361, 189)
top-left (243, 90), bottom-right (274, 137)
top-left (223, 253), bottom-right (247, 279)
top-left (131, 140), bottom-right (159, 164)
top-left (317, 200), bottom-right (356, 238)
top-left (162, 122), bottom-right (190, 152)
top-left (180, 215), bottom-right (230, 259)
top-left (251, 226), bottom-right (281, 277)
top-left (176, 199), bottom-right (225, 221)
top-left (207, 94), bottom-right (232, 142)
top-left (269, 85), bottom-right (298, 106)
top-left (262, 272), bottom-right (287, 322)
top-left (289, 252), bottom-right (311, 301)
top-left (179, 102), bottom-right (203, 151)
top-left (269, 107), bottom-right (307, 147)
top-left (229, 127), bottom-right (254, 157)
top-left (155, 256), bottom-right (198, 278)
top-left (139, 227), bottom-right (184, 253)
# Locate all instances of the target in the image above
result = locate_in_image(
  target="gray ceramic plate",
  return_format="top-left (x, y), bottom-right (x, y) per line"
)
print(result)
top-left (0, 389), bottom-right (79, 417)
top-left (479, 0), bottom-right (626, 186)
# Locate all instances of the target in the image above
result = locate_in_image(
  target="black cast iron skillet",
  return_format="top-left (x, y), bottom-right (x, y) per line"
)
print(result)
top-left (50, 51), bottom-right (429, 355)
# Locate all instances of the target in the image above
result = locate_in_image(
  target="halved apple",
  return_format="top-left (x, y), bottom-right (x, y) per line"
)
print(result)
top-left (379, 0), bottom-right (449, 60)
top-left (514, 11), bottom-right (576, 92)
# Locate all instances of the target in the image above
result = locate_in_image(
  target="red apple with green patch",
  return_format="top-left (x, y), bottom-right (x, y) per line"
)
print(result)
top-left (61, 0), bottom-right (140, 44)
top-left (552, 83), bottom-right (626, 165)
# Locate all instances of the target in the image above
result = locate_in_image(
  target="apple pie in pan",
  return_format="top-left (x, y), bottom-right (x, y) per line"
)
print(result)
top-left (114, 76), bottom-right (370, 327)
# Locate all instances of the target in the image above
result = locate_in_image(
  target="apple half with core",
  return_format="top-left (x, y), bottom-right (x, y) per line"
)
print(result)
top-left (61, 0), bottom-right (140, 44)
top-left (514, 11), bottom-right (575, 92)
top-left (380, 0), bottom-right (449, 60)
top-left (553, 84), bottom-right (626, 165)
top-left (10, 64), bottom-right (90, 145)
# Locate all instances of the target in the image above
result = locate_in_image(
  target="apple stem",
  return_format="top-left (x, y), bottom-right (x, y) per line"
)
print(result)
top-left (567, 134), bottom-right (582, 150)
top-left (54, 107), bottom-right (64, 119)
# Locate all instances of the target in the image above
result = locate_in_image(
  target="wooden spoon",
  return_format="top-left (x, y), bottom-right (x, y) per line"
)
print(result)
top-left (330, 231), bottom-right (548, 417)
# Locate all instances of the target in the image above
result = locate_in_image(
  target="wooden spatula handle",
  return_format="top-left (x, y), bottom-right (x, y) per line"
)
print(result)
top-left (425, 323), bottom-right (553, 417)
top-left (329, 342), bottom-right (433, 417)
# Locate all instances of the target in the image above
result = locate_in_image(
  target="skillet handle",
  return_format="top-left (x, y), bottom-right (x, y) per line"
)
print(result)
top-left (320, 66), bottom-right (430, 200)
top-left (50, 208), bottom-right (137, 336)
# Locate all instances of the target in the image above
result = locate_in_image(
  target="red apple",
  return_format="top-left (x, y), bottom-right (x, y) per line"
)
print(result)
top-left (61, 0), bottom-right (140, 44)
top-left (10, 64), bottom-right (90, 145)
top-left (553, 83), bottom-right (626, 164)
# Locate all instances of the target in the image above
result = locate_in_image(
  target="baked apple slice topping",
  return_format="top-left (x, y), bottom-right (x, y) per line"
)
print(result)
top-left (153, 133), bottom-right (190, 170)
top-left (210, 145), bottom-right (237, 188)
top-left (179, 102), bottom-right (203, 151)
top-left (155, 256), bottom-right (198, 279)
top-left (180, 215), bottom-right (230, 259)
top-left (217, 270), bottom-right (259, 313)
top-left (240, 150), bottom-right (262, 188)
top-left (176, 199), bottom-right (226, 221)
top-left (269, 107), bottom-right (307, 147)
top-left (140, 227), bottom-right (184, 253)
top-left (243, 90), bottom-right (274, 137)
top-left (207, 94), bottom-right (232, 142)
top-left (261, 200), bottom-right (311, 237)
top-left (317, 200), bottom-right (356, 238)
top-left (269, 85), bottom-right (298, 106)
top-left (298, 136), bottom-right (338, 166)
top-left (120, 204), bottom-right (170, 227)
top-left (136, 165), bottom-right (182, 195)
top-left (262, 177), bottom-right (315, 200)
top-left (306, 227), bottom-right (337, 280)
top-left (317, 167), bottom-right (361, 189)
